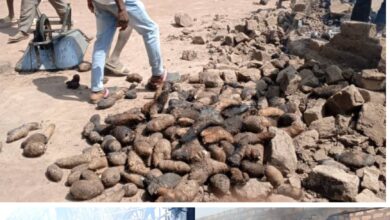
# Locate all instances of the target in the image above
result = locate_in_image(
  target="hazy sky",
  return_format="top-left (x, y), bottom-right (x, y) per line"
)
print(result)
top-left (196, 208), bottom-right (234, 219)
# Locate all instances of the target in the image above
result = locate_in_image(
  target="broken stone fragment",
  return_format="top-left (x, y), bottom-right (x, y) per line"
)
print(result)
top-left (181, 50), bottom-right (197, 61)
top-left (126, 73), bottom-right (143, 83)
top-left (355, 69), bottom-right (385, 91)
top-left (356, 102), bottom-right (386, 147)
top-left (192, 35), bottom-right (207, 44)
top-left (293, 129), bottom-right (319, 149)
top-left (232, 179), bottom-right (273, 201)
top-left (325, 85), bottom-right (365, 115)
top-left (298, 69), bottom-right (319, 87)
top-left (357, 88), bottom-right (386, 105)
top-left (199, 70), bottom-right (224, 88)
top-left (325, 65), bottom-right (344, 84)
top-left (221, 70), bottom-right (237, 84)
top-left (329, 0), bottom-right (352, 17)
top-left (280, 72), bottom-right (302, 96)
top-left (269, 127), bottom-right (297, 175)
top-left (234, 32), bottom-right (250, 44)
top-left (261, 62), bottom-right (279, 77)
top-left (305, 165), bottom-right (359, 201)
top-left (303, 99), bottom-right (325, 126)
top-left (237, 68), bottom-right (261, 82)
top-left (209, 174), bottom-right (230, 196)
top-left (361, 166), bottom-right (380, 193)
top-left (340, 21), bottom-right (377, 40)
top-left (354, 189), bottom-right (384, 202)
top-left (174, 13), bottom-right (193, 27)
top-left (338, 134), bottom-right (368, 147)
top-left (337, 151), bottom-right (375, 168)
top-left (309, 117), bottom-right (337, 139)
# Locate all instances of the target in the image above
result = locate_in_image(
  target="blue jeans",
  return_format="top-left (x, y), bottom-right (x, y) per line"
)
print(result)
top-left (91, 0), bottom-right (164, 92)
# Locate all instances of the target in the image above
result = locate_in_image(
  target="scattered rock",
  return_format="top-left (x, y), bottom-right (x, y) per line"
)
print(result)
top-left (354, 189), bottom-right (384, 202)
top-left (237, 68), bottom-right (261, 82)
top-left (46, 164), bottom-right (63, 182)
top-left (355, 69), bottom-right (385, 91)
top-left (269, 128), bottom-right (298, 175)
top-left (325, 85), bottom-right (365, 115)
top-left (303, 99), bottom-right (325, 126)
top-left (199, 70), bottom-right (224, 88)
top-left (338, 151), bottom-right (375, 168)
top-left (264, 165), bottom-right (284, 187)
top-left (232, 179), bottom-right (273, 201)
top-left (126, 73), bottom-right (143, 83)
top-left (181, 50), bottom-right (197, 61)
top-left (293, 130), bottom-right (319, 149)
top-left (70, 180), bottom-right (105, 201)
top-left (361, 167), bottom-right (380, 192)
top-left (305, 165), bottom-right (359, 201)
top-left (192, 35), bottom-right (207, 44)
top-left (325, 65), bottom-right (344, 84)
top-left (209, 174), bottom-right (230, 196)
top-left (309, 117), bottom-right (337, 139)
top-left (174, 13), bottom-right (193, 27)
top-left (356, 102), bottom-right (386, 147)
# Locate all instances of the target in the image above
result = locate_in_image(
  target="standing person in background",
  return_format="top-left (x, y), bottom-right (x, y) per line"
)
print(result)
top-left (0, 0), bottom-right (16, 26)
top-left (351, 0), bottom-right (386, 32)
top-left (8, 0), bottom-right (68, 43)
top-left (88, 0), bottom-right (169, 104)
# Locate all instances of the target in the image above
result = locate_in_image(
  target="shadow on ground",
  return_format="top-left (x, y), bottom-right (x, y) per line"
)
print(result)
top-left (32, 75), bottom-right (89, 102)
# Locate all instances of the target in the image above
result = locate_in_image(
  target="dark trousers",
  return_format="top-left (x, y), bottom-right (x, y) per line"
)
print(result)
top-left (351, 0), bottom-right (386, 25)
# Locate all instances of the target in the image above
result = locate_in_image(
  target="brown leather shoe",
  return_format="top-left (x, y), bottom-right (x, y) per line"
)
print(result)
top-left (90, 88), bottom-right (109, 104)
top-left (146, 70), bottom-right (167, 91)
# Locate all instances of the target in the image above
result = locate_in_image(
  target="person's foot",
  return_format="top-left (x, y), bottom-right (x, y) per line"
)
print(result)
top-left (0, 16), bottom-right (16, 28)
top-left (105, 61), bottom-right (130, 77)
top-left (8, 31), bottom-right (29, 44)
top-left (90, 88), bottom-right (110, 104)
top-left (146, 70), bottom-right (168, 91)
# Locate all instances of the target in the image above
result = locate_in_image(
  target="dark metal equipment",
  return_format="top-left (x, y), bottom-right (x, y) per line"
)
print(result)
top-left (15, 4), bottom-right (89, 72)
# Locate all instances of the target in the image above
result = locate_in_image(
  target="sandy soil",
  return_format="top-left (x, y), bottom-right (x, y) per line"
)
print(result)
top-left (0, 0), bottom-right (277, 202)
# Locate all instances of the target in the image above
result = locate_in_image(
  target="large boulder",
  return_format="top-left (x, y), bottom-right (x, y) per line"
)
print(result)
top-left (269, 128), bottom-right (298, 175)
top-left (305, 165), bottom-right (359, 201)
top-left (325, 85), bottom-right (365, 115)
top-left (356, 102), bottom-right (386, 147)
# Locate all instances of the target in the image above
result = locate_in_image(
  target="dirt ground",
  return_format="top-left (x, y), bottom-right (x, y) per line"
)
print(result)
top-left (0, 0), bottom-right (280, 202)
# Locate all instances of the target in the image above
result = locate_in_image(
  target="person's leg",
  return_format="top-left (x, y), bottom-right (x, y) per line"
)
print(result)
top-left (351, 0), bottom-right (372, 22)
top-left (7, 0), bottom-right (15, 19)
top-left (374, 1), bottom-right (386, 26)
top-left (0, 0), bottom-right (15, 24)
top-left (48, 0), bottom-right (68, 21)
top-left (8, 0), bottom-right (36, 43)
top-left (104, 5), bottom-right (133, 73)
top-left (108, 28), bottom-right (132, 65)
top-left (91, 3), bottom-right (117, 94)
top-left (18, 0), bottom-right (37, 33)
top-left (125, 0), bottom-right (164, 77)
